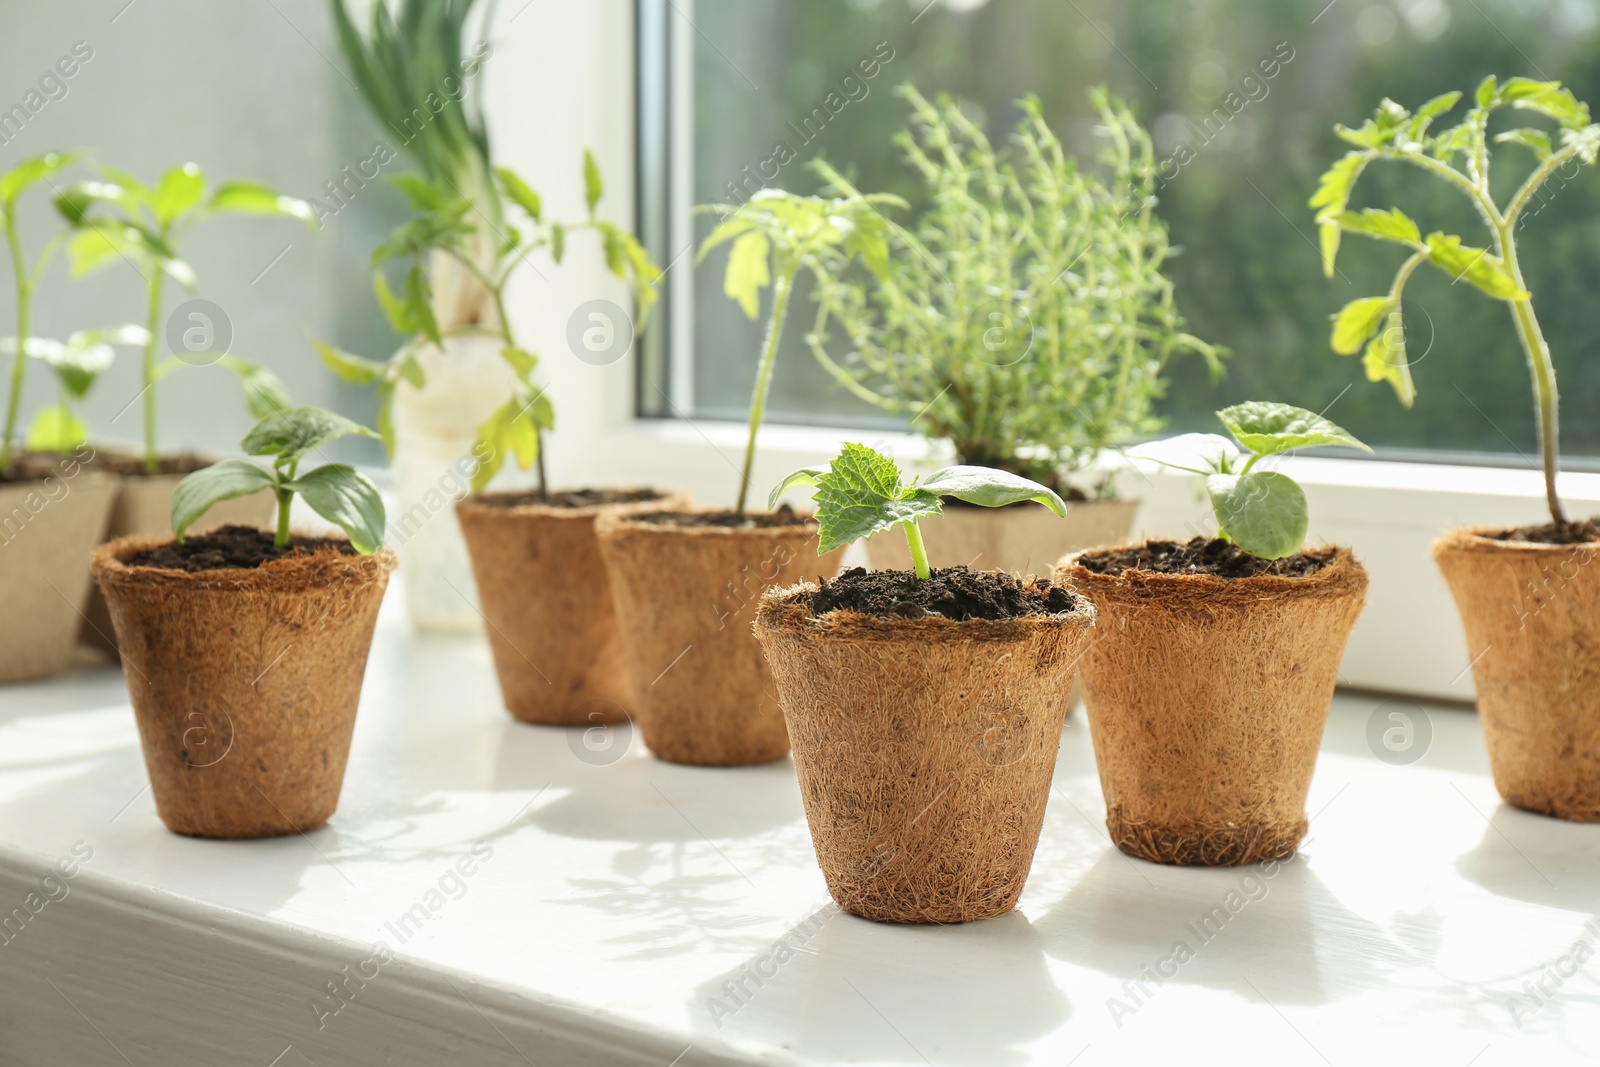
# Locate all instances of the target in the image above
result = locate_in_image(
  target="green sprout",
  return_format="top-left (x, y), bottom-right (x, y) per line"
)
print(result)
top-left (1130, 402), bottom-right (1371, 560)
top-left (54, 162), bottom-right (317, 473)
top-left (1312, 77), bottom-right (1600, 525)
top-left (698, 188), bottom-right (906, 515)
top-left (171, 407), bottom-right (385, 554)
top-left (770, 442), bottom-right (1065, 579)
top-left (2, 326), bottom-right (149, 454)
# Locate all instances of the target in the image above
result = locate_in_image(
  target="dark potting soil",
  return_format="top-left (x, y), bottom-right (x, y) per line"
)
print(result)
top-left (632, 503), bottom-right (811, 529)
top-left (1074, 537), bottom-right (1333, 579)
top-left (476, 488), bottom-right (665, 509)
top-left (94, 452), bottom-right (216, 477)
top-left (804, 565), bottom-right (1080, 621)
top-left (127, 525), bottom-right (357, 573)
top-left (1486, 517), bottom-right (1600, 545)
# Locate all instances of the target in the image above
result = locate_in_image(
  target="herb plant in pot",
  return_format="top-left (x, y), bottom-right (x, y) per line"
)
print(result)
top-left (809, 86), bottom-right (1224, 575)
top-left (755, 443), bottom-right (1093, 923)
top-left (0, 153), bottom-right (118, 681)
top-left (54, 161), bottom-right (316, 650)
top-left (595, 188), bottom-right (899, 766)
top-left (318, 155), bottom-right (665, 722)
top-left (1313, 79), bottom-right (1600, 820)
top-left (1057, 404), bottom-right (1370, 866)
top-left (92, 408), bottom-right (394, 838)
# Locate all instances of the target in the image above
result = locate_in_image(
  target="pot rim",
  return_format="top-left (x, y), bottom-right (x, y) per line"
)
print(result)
top-left (457, 486), bottom-right (688, 521)
top-left (1433, 524), bottom-right (1600, 558)
top-left (596, 503), bottom-right (819, 540)
top-left (756, 575), bottom-right (1095, 644)
top-left (1057, 540), bottom-right (1367, 605)
top-left (92, 532), bottom-right (397, 592)
top-left (0, 466), bottom-right (116, 492)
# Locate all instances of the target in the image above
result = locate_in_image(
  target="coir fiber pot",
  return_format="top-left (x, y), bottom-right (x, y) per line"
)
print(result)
top-left (456, 488), bottom-right (689, 726)
top-left (866, 497), bottom-right (1139, 575)
top-left (595, 507), bottom-right (844, 766)
top-left (93, 532), bottom-right (396, 838)
top-left (1057, 542), bottom-right (1368, 866)
top-left (1434, 526), bottom-right (1600, 821)
top-left (81, 451), bottom-right (275, 654)
top-left (0, 458), bottom-right (117, 682)
top-left (754, 573), bottom-right (1096, 923)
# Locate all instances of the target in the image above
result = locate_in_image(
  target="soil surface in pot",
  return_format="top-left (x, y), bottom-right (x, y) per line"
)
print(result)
top-left (1485, 517), bottom-right (1600, 545)
top-left (126, 525), bottom-right (357, 572)
top-left (629, 503), bottom-right (809, 529)
top-left (1076, 536), bottom-right (1333, 579)
top-left (804, 565), bottom-right (1079, 621)
top-left (474, 488), bottom-right (665, 509)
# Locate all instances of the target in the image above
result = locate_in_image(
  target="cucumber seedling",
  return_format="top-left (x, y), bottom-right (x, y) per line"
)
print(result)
top-left (171, 407), bottom-right (385, 553)
top-left (1130, 401), bottom-right (1370, 560)
top-left (770, 441), bottom-right (1066, 578)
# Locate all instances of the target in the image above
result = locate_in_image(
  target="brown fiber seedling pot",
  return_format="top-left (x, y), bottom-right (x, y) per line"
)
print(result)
top-left (81, 453), bottom-right (275, 654)
top-left (456, 489), bottom-right (689, 726)
top-left (595, 508), bottom-right (844, 766)
top-left (755, 579), bottom-right (1096, 923)
top-left (93, 533), bottom-right (396, 839)
top-left (1056, 544), bottom-right (1368, 866)
top-left (1434, 527), bottom-right (1600, 821)
top-left (0, 463), bottom-right (117, 682)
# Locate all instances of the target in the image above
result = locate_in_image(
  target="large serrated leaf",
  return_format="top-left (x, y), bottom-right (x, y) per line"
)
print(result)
top-left (1423, 233), bottom-right (1528, 301)
top-left (811, 442), bottom-right (942, 555)
top-left (1217, 402), bottom-right (1371, 456)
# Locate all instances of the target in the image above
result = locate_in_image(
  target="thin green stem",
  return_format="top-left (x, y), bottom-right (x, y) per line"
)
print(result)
top-left (903, 519), bottom-right (931, 580)
top-left (735, 268), bottom-right (793, 516)
top-left (488, 282), bottom-right (546, 500)
top-left (2, 212), bottom-right (29, 475)
top-left (274, 486), bottom-right (293, 547)
top-left (141, 267), bottom-right (166, 474)
top-left (1505, 142), bottom-right (1586, 231)
top-left (1497, 225), bottom-right (1566, 524)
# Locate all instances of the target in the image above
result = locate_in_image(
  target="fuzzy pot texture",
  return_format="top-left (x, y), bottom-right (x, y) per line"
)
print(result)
top-left (595, 509), bottom-right (844, 766)
top-left (0, 469), bottom-right (117, 681)
top-left (1434, 528), bottom-right (1600, 821)
top-left (93, 533), bottom-right (396, 839)
top-left (755, 578), bottom-right (1095, 923)
top-left (456, 490), bottom-right (689, 726)
top-left (1057, 544), bottom-right (1367, 866)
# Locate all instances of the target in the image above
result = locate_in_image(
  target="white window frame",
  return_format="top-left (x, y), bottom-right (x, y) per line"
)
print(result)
top-left (482, 0), bottom-right (1600, 703)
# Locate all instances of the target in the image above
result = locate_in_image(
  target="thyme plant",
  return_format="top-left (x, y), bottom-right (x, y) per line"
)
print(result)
top-left (808, 85), bottom-right (1224, 496)
top-left (1313, 77), bottom-right (1600, 525)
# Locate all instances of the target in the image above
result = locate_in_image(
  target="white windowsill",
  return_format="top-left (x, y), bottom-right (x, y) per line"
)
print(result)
top-left (2, 593), bottom-right (1593, 1066)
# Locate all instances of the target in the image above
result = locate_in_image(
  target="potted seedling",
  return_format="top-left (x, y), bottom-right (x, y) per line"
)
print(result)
top-left (318, 157), bottom-right (667, 724)
top-left (0, 151), bottom-right (119, 682)
top-left (55, 161), bottom-right (316, 649)
top-left (595, 187), bottom-right (901, 766)
top-left (1056, 403), bottom-right (1370, 866)
top-left (808, 85), bottom-right (1224, 575)
top-left (754, 442), bottom-right (1093, 923)
top-left (92, 406), bottom-right (394, 839)
top-left (1313, 79), bottom-right (1600, 820)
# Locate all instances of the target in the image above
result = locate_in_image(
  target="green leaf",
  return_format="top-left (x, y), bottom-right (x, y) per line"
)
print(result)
top-left (1127, 433), bottom-right (1240, 476)
top-left (1476, 75), bottom-right (1499, 110)
top-left (65, 224), bottom-right (141, 277)
top-left (767, 464), bottom-right (830, 510)
top-left (1217, 401), bottom-right (1371, 456)
top-left (208, 179), bottom-right (319, 230)
top-left (1362, 314), bottom-right (1415, 407)
top-left (550, 223), bottom-right (565, 264)
top-left (599, 222), bottom-right (626, 277)
top-left (373, 270), bottom-right (413, 335)
top-left (388, 175), bottom-right (450, 212)
top-left (315, 339), bottom-right (388, 384)
top-left (495, 166), bottom-right (542, 222)
top-left (241, 406), bottom-right (379, 465)
top-left (810, 442), bottom-right (941, 556)
top-left (171, 459), bottom-right (277, 541)
top-left (286, 465), bottom-right (385, 554)
top-left (402, 263), bottom-right (441, 345)
top-left (54, 180), bottom-right (136, 224)
top-left (1207, 471), bottom-right (1308, 560)
top-left (471, 393), bottom-right (548, 491)
top-left (583, 149), bottom-right (603, 214)
top-left (1496, 128), bottom-right (1553, 161)
top-left (1334, 99), bottom-right (1412, 149)
top-left (227, 360), bottom-right (294, 419)
top-left (1423, 233), bottom-right (1528, 301)
top-left (398, 350), bottom-right (425, 388)
top-left (500, 344), bottom-right (538, 378)
top-left (1330, 296), bottom-right (1394, 356)
top-left (0, 151), bottom-right (82, 208)
top-left (1498, 77), bottom-right (1591, 130)
top-left (1308, 151), bottom-right (1371, 277)
top-left (152, 163), bottom-right (205, 224)
top-left (1415, 91), bottom-right (1463, 124)
top-left (24, 404), bottom-right (87, 453)
top-left (724, 230), bottom-right (770, 320)
top-left (917, 466), bottom-right (1066, 516)
top-left (1335, 207), bottom-right (1421, 246)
